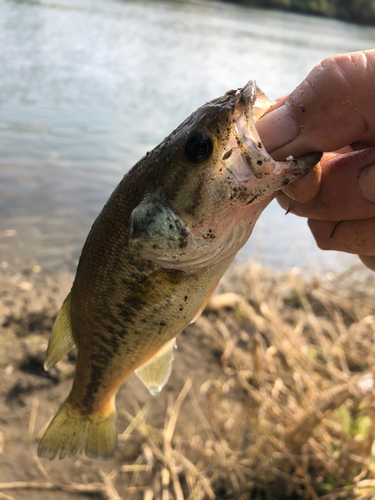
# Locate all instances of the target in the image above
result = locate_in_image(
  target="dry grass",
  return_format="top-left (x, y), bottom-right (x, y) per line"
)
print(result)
top-left (186, 264), bottom-right (375, 499)
top-left (1, 263), bottom-right (375, 499)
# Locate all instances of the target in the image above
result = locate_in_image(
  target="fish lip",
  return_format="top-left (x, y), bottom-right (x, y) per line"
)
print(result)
top-left (226, 82), bottom-right (276, 183)
top-left (225, 82), bottom-right (321, 191)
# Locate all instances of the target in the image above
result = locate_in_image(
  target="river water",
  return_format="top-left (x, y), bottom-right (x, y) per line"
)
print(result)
top-left (0, 0), bottom-right (374, 275)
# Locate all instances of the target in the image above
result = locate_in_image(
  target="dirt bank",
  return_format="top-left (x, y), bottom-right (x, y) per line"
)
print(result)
top-left (0, 263), bottom-right (375, 499)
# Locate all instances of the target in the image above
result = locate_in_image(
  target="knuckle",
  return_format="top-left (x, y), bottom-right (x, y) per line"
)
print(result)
top-left (320, 51), bottom-right (372, 96)
top-left (320, 55), bottom-right (353, 89)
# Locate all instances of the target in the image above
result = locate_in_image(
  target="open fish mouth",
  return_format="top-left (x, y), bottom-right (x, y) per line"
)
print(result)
top-left (222, 81), bottom-right (322, 198)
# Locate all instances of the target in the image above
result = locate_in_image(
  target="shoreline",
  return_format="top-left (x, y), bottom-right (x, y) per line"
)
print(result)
top-left (223, 0), bottom-right (375, 27)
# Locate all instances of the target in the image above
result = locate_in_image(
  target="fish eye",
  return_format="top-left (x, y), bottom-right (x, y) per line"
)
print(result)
top-left (184, 131), bottom-right (213, 164)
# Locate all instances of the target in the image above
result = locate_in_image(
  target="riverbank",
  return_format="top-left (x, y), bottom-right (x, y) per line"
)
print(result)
top-left (226, 0), bottom-right (375, 26)
top-left (0, 263), bottom-right (375, 499)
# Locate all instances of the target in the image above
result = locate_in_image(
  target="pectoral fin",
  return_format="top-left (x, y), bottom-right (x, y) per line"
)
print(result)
top-left (135, 339), bottom-right (177, 395)
top-left (44, 293), bottom-right (76, 371)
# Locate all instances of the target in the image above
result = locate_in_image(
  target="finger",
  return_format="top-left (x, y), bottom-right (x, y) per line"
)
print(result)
top-left (281, 162), bottom-right (322, 203)
top-left (257, 50), bottom-right (375, 160)
top-left (277, 148), bottom-right (375, 220)
top-left (358, 255), bottom-right (375, 272)
top-left (308, 217), bottom-right (375, 255)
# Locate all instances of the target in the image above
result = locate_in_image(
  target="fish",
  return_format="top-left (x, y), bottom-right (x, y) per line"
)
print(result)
top-left (38, 81), bottom-right (321, 461)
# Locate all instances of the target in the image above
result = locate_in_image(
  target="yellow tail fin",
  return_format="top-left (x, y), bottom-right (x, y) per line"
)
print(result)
top-left (38, 399), bottom-right (117, 461)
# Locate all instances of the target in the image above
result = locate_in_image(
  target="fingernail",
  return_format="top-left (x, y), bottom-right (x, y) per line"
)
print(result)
top-left (257, 105), bottom-right (300, 152)
top-left (359, 164), bottom-right (375, 203)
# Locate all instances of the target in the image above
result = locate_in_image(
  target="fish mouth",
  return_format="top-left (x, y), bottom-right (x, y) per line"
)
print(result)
top-left (130, 82), bottom-right (322, 273)
top-left (223, 81), bottom-right (322, 199)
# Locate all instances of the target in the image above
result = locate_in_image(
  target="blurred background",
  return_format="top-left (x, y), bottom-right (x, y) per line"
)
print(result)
top-left (1, 0), bottom-right (374, 276)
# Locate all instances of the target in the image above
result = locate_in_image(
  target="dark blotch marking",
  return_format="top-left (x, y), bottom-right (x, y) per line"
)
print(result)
top-left (106, 315), bottom-right (123, 328)
top-left (247, 196), bottom-right (257, 205)
top-left (101, 323), bottom-right (121, 344)
top-left (81, 364), bottom-right (103, 412)
top-left (222, 149), bottom-right (232, 161)
top-left (257, 160), bottom-right (263, 166)
top-left (82, 329), bottom-right (130, 410)
top-left (166, 269), bottom-right (186, 285)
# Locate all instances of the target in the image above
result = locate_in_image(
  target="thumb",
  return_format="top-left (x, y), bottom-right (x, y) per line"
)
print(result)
top-left (256, 50), bottom-right (375, 160)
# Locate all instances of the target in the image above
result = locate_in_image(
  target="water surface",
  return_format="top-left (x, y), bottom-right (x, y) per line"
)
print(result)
top-left (0, 0), bottom-right (374, 274)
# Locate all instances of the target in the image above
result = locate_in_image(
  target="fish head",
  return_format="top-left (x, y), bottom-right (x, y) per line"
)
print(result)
top-left (129, 81), bottom-right (321, 270)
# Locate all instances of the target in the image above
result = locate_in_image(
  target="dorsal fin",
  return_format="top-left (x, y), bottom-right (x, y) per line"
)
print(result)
top-left (44, 293), bottom-right (76, 371)
top-left (135, 339), bottom-right (177, 395)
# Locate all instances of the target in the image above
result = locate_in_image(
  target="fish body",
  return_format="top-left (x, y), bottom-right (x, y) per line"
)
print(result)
top-left (38, 81), bottom-right (321, 461)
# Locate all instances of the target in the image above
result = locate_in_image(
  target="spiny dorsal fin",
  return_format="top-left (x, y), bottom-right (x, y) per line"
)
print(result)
top-left (44, 293), bottom-right (75, 371)
top-left (135, 339), bottom-right (177, 395)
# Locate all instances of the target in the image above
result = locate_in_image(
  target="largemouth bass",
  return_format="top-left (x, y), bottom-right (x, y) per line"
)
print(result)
top-left (38, 81), bottom-right (321, 461)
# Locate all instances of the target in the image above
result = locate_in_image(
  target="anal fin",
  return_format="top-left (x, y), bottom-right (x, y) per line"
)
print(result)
top-left (45, 293), bottom-right (76, 371)
top-left (135, 339), bottom-right (177, 395)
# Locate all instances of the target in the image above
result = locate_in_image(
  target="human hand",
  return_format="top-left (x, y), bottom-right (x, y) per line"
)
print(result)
top-left (256, 49), bottom-right (375, 271)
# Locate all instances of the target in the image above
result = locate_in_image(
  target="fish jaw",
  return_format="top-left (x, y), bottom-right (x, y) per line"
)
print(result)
top-left (223, 80), bottom-right (322, 199)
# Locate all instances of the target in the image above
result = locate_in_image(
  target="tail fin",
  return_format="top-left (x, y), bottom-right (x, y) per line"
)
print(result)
top-left (38, 399), bottom-right (117, 461)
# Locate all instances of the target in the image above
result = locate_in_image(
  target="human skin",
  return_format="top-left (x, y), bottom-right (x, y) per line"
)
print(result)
top-left (256, 49), bottom-right (375, 271)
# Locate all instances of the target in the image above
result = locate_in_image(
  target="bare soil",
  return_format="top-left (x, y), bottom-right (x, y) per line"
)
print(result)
top-left (0, 265), bottom-right (223, 500)
top-left (1, 263), bottom-right (375, 499)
